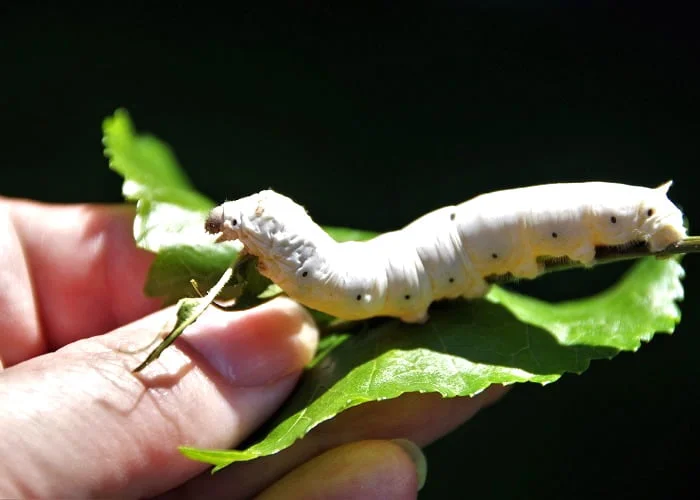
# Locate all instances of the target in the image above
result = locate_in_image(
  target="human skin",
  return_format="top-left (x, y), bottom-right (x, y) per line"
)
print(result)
top-left (0, 197), bottom-right (507, 499)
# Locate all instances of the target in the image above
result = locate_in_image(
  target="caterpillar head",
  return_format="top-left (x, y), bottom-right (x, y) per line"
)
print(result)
top-left (205, 205), bottom-right (228, 236)
top-left (205, 191), bottom-right (280, 243)
top-left (204, 196), bottom-right (253, 242)
top-left (205, 190), bottom-right (327, 256)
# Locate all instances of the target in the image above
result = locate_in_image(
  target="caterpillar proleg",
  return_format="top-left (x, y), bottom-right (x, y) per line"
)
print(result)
top-left (205, 181), bottom-right (686, 323)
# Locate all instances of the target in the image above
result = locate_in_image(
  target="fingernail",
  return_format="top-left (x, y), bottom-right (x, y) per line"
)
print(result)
top-left (392, 438), bottom-right (427, 491)
top-left (184, 297), bottom-right (319, 386)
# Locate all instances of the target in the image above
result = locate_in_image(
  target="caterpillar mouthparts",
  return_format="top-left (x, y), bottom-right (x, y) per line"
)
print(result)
top-left (205, 205), bottom-right (225, 235)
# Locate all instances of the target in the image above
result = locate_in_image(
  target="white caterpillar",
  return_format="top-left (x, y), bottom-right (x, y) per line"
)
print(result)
top-left (205, 181), bottom-right (686, 323)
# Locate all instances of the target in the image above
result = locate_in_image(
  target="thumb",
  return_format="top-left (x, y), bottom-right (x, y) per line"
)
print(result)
top-left (0, 297), bottom-right (318, 499)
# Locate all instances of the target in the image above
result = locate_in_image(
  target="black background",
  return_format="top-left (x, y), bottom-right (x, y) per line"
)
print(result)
top-left (2, 4), bottom-right (698, 499)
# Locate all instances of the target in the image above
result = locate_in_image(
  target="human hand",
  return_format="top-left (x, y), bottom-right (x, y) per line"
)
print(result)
top-left (0, 197), bottom-right (507, 499)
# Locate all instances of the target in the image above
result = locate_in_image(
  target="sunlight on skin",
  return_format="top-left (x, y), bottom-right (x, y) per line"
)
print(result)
top-left (1, 199), bottom-right (160, 364)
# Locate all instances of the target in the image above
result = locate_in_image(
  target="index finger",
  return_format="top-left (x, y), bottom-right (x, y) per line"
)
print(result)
top-left (1, 198), bottom-right (161, 366)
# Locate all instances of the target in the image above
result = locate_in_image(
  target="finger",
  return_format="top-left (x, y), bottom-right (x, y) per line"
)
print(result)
top-left (0, 201), bottom-right (43, 367)
top-left (257, 440), bottom-right (426, 500)
top-left (1, 198), bottom-right (161, 366)
top-left (169, 384), bottom-right (509, 499)
top-left (0, 297), bottom-right (318, 499)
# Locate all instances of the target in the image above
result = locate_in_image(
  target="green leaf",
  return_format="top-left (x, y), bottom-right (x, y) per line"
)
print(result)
top-left (102, 109), bottom-right (218, 255)
top-left (130, 199), bottom-right (221, 254)
top-left (213, 253), bottom-right (281, 311)
top-left (180, 257), bottom-right (684, 470)
top-left (143, 243), bottom-right (240, 305)
top-left (103, 108), bottom-right (213, 211)
top-left (324, 226), bottom-right (378, 243)
top-left (102, 109), bottom-right (240, 304)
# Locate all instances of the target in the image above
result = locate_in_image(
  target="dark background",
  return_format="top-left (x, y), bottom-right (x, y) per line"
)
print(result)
top-left (2, 4), bottom-right (698, 499)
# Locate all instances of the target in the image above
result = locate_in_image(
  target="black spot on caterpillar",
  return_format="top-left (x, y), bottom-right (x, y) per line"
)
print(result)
top-left (205, 181), bottom-right (686, 323)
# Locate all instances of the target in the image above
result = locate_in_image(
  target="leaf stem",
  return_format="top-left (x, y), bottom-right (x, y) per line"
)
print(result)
top-left (132, 267), bottom-right (234, 372)
top-left (494, 237), bottom-right (699, 281)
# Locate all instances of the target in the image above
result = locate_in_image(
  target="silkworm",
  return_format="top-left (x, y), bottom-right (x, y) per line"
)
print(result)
top-left (205, 181), bottom-right (686, 323)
